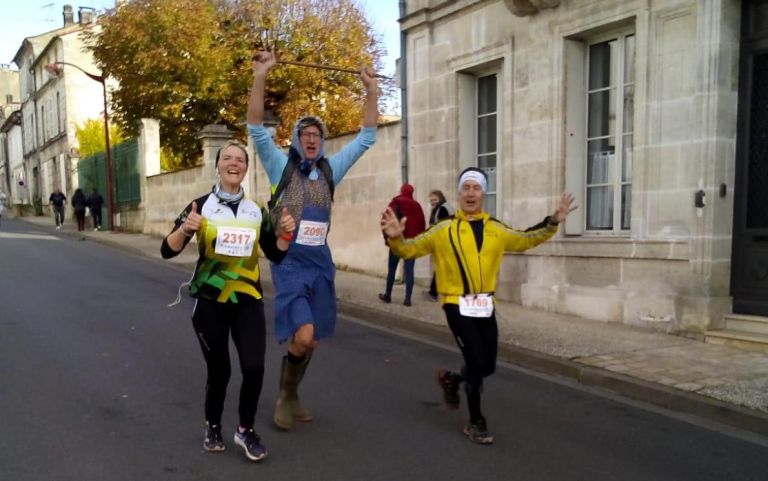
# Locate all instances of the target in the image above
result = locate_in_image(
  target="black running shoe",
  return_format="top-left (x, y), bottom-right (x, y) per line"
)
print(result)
top-left (234, 427), bottom-right (267, 461)
top-left (203, 423), bottom-right (225, 452)
top-left (436, 369), bottom-right (460, 409)
top-left (464, 418), bottom-right (494, 445)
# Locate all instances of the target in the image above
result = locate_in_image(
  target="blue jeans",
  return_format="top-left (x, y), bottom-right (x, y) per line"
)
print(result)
top-left (384, 249), bottom-right (415, 302)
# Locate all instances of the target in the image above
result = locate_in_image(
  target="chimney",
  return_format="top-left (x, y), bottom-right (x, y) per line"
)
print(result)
top-left (78, 6), bottom-right (95, 25)
top-left (63, 5), bottom-right (75, 26)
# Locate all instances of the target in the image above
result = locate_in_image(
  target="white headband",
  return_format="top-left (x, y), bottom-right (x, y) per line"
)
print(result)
top-left (458, 170), bottom-right (487, 193)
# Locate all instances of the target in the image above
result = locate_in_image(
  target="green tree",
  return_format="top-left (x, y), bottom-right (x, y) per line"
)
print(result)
top-left (74, 119), bottom-right (127, 157)
top-left (85, 0), bottom-right (392, 168)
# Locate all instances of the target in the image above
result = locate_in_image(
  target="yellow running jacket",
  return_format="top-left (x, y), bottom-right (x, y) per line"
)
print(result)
top-left (388, 209), bottom-right (558, 305)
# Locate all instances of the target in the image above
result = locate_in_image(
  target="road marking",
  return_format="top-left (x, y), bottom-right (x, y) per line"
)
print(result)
top-left (0, 232), bottom-right (61, 241)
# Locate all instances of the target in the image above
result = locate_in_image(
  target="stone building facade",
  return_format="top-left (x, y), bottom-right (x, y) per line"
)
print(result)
top-left (397, 0), bottom-right (760, 335)
top-left (12, 6), bottom-right (106, 212)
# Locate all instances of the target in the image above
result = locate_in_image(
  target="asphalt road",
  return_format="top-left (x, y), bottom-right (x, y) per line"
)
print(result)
top-left (2, 217), bottom-right (768, 481)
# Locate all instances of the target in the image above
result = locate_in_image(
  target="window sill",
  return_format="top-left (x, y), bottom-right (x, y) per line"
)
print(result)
top-left (517, 236), bottom-right (690, 260)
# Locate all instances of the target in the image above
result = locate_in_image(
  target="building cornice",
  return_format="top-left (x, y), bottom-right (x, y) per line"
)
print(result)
top-left (1, 111), bottom-right (22, 133)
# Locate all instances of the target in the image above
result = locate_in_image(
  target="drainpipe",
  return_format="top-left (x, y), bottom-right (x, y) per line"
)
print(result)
top-left (29, 62), bottom-right (42, 198)
top-left (399, 0), bottom-right (408, 184)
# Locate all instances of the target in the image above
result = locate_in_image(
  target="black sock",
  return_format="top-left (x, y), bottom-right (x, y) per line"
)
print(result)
top-left (287, 351), bottom-right (306, 365)
top-left (467, 390), bottom-right (483, 423)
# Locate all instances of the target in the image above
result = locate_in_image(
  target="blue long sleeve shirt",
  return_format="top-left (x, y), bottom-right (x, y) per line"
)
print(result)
top-left (247, 123), bottom-right (377, 187)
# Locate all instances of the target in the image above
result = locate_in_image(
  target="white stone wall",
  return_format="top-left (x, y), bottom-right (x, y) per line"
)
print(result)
top-left (400, 0), bottom-right (740, 331)
top-left (141, 121), bottom-right (405, 261)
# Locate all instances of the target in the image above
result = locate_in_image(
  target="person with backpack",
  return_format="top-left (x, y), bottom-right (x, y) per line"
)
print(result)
top-left (247, 50), bottom-right (378, 431)
top-left (378, 183), bottom-right (426, 306)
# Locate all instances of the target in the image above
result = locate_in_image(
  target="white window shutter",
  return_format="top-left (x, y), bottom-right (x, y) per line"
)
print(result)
top-left (564, 39), bottom-right (586, 235)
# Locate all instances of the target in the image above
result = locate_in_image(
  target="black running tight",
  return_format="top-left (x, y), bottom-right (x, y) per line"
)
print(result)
top-left (192, 297), bottom-right (266, 429)
top-left (443, 304), bottom-right (498, 422)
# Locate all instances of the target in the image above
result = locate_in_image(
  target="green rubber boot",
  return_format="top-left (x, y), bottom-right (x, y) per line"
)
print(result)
top-left (274, 356), bottom-right (313, 430)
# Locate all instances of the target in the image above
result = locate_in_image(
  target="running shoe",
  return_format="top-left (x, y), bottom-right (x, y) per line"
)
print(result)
top-left (234, 427), bottom-right (267, 461)
top-left (378, 293), bottom-right (391, 303)
top-left (203, 423), bottom-right (225, 452)
top-left (436, 369), bottom-right (460, 409)
top-left (463, 418), bottom-right (494, 445)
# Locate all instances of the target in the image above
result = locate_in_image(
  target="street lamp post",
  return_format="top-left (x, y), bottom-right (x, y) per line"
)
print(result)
top-left (45, 61), bottom-right (114, 230)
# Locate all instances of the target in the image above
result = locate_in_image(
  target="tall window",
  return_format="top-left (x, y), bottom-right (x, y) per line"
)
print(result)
top-left (476, 74), bottom-right (497, 216)
top-left (585, 33), bottom-right (634, 231)
top-left (56, 92), bottom-right (62, 134)
top-left (41, 105), bottom-right (47, 142)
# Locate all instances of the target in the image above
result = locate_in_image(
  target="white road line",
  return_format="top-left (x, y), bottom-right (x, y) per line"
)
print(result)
top-left (0, 232), bottom-right (61, 241)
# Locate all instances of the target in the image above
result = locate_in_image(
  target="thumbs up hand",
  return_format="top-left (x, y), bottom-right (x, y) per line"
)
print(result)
top-left (182, 201), bottom-right (202, 236)
top-left (277, 207), bottom-right (296, 239)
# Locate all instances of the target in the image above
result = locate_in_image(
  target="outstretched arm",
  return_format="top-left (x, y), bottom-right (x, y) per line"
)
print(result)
top-left (551, 192), bottom-right (577, 224)
top-left (247, 51), bottom-right (277, 125)
top-left (502, 192), bottom-right (577, 252)
top-left (381, 207), bottom-right (435, 259)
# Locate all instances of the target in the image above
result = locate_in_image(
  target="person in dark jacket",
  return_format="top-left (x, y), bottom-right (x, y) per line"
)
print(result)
top-left (426, 190), bottom-right (452, 301)
top-left (49, 189), bottom-right (66, 229)
top-left (71, 189), bottom-right (87, 234)
top-left (86, 188), bottom-right (105, 230)
top-left (378, 183), bottom-right (426, 306)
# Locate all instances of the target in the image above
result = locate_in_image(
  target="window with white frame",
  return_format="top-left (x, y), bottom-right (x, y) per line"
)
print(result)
top-left (476, 74), bottom-right (498, 217)
top-left (585, 32), bottom-right (635, 232)
top-left (565, 27), bottom-right (635, 235)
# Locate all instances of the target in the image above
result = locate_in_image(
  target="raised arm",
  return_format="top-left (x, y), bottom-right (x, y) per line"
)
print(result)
top-left (247, 51), bottom-right (277, 125)
top-left (361, 65), bottom-right (378, 128)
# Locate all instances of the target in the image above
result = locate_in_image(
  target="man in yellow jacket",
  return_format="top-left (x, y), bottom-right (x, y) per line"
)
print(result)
top-left (380, 167), bottom-right (576, 444)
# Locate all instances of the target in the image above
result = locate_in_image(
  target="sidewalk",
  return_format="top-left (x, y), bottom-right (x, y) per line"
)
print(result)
top-left (16, 215), bottom-right (768, 437)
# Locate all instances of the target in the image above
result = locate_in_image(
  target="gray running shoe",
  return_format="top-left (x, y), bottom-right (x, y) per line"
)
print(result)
top-left (463, 419), bottom-right (494, 445)
top-left (203, 423), bottom-right (225, 452)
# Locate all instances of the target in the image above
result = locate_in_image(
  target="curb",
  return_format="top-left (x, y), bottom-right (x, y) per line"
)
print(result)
top-left (338, 299), bottom-right (768, 438)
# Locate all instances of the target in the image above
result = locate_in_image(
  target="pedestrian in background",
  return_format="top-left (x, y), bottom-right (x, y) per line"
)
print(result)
top-left (378, 183), bottom-right (426, 306)
top-left (0, 191), bottom-right (7, 227)
top-left (87, 188), bottom-right (104, 231)
top-left (381, 167), bottom-right (576, 444)
top-left (71, 189), bottom-right (87, 234)
top-left (425, 190), bottom-right (453, 301)
top-left (49, 189), bottom-right (66, 230)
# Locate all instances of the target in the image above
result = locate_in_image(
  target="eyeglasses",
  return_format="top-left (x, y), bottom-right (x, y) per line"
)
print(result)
top-left (300, 132), bottom-right (322, 140)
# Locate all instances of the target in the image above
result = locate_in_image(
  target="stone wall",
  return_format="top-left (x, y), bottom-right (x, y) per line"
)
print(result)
top-left (138, 120), bottom-right (407, 283)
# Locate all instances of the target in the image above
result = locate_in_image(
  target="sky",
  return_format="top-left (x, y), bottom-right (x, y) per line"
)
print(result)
top-left (0, 1), bottom-right (401, 76)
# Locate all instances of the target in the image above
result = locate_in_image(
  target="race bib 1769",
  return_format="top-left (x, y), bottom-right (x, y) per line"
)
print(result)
top-left (458, 294), bottom-right (494, 318)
